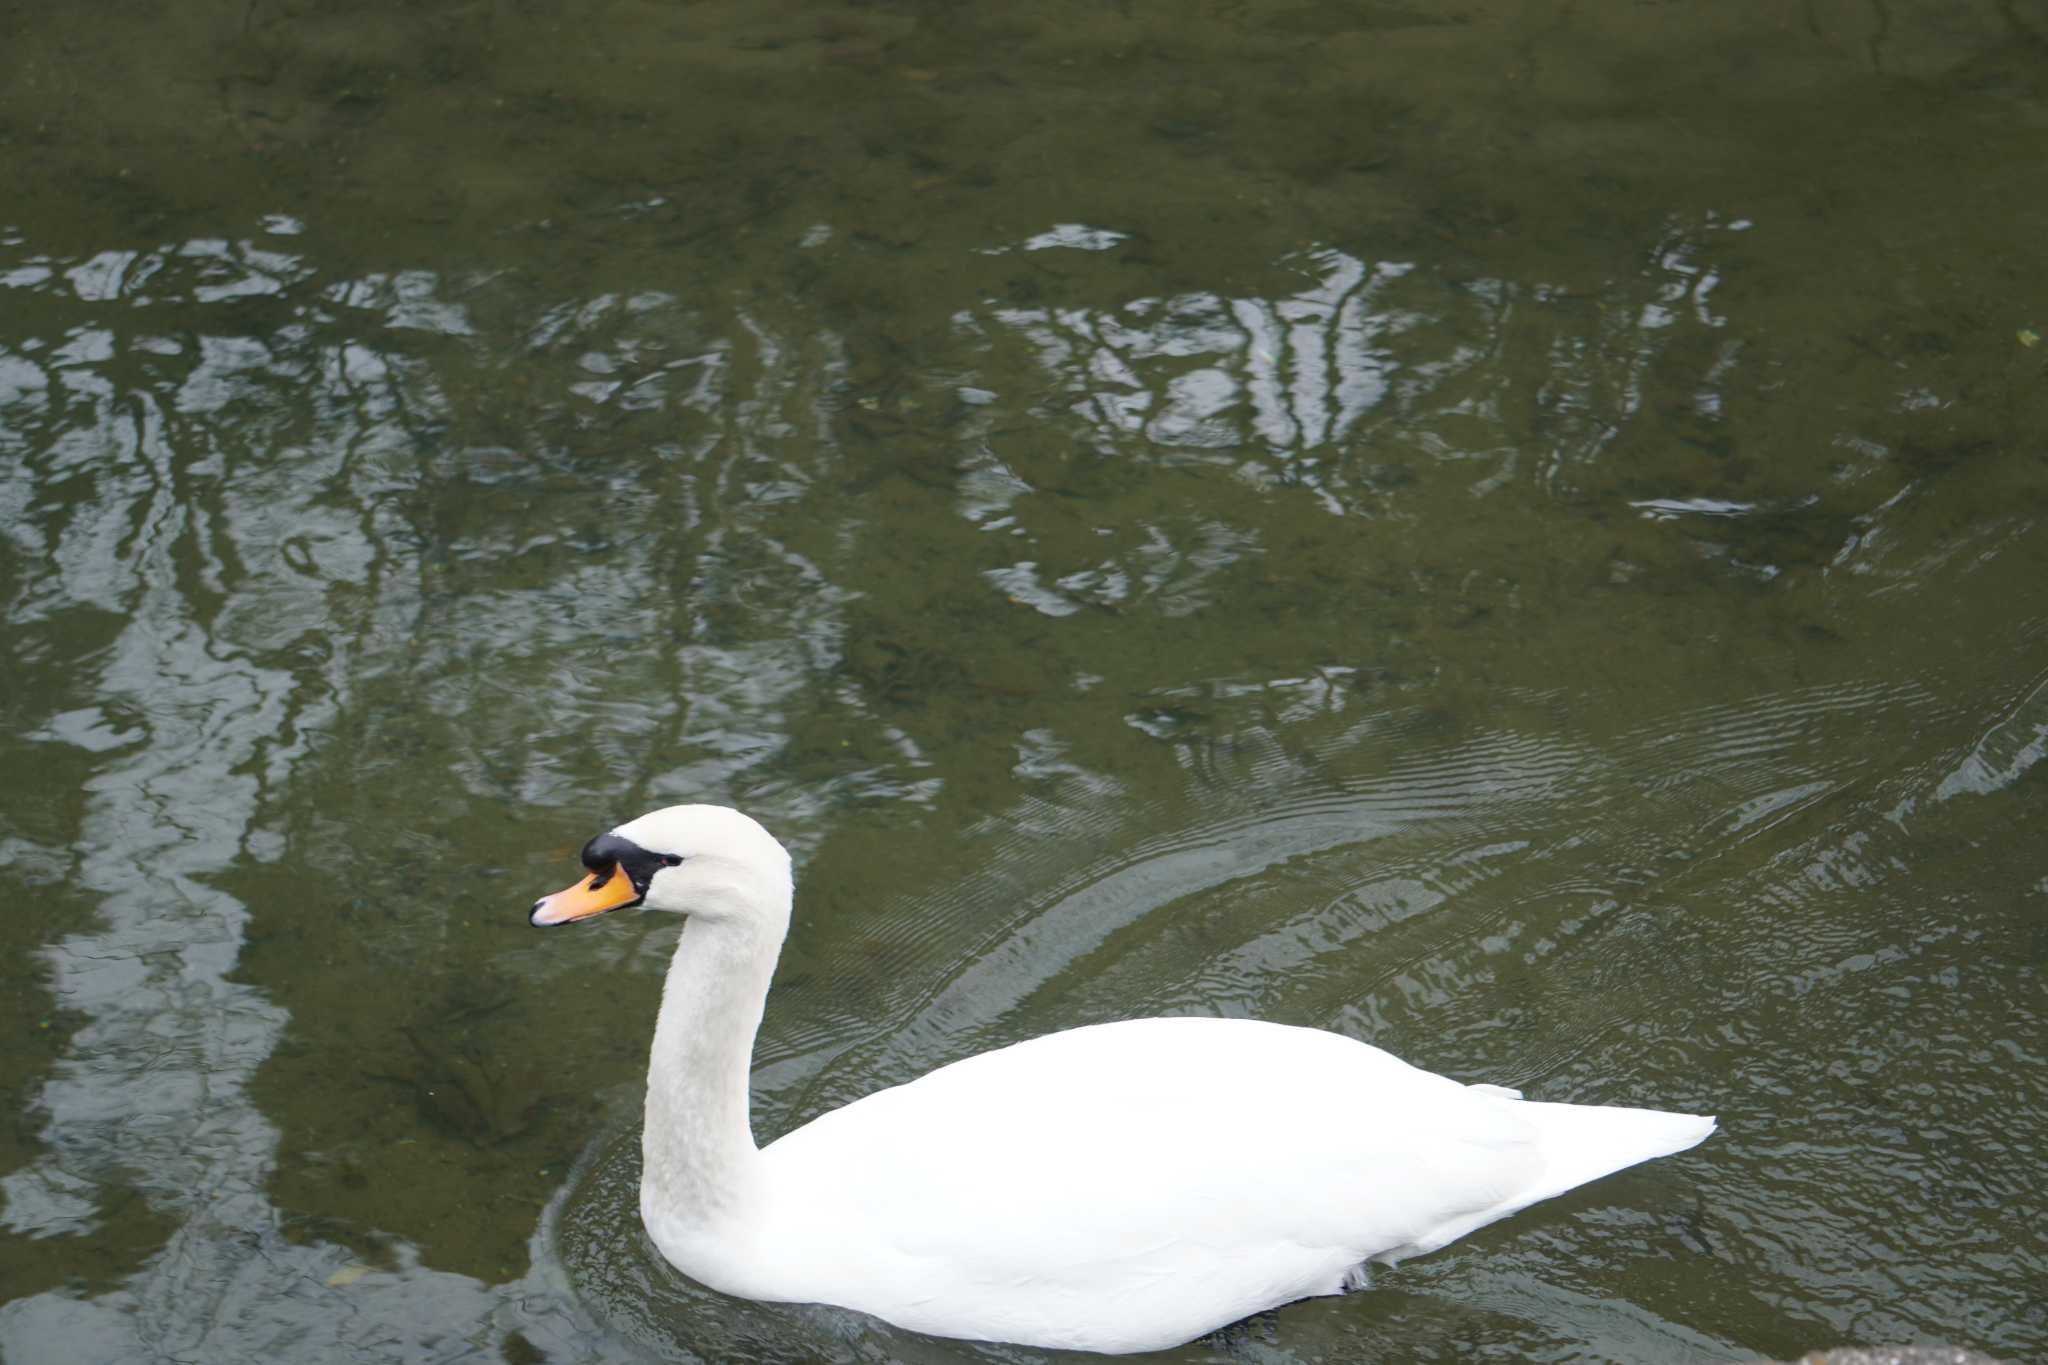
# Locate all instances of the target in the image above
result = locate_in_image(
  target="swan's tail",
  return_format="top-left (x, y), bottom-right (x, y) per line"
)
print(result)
top-left (1386, 1098), bottom-right (1714, 1262)
top-left (1512, 1099), bottom-right (1716, 1210)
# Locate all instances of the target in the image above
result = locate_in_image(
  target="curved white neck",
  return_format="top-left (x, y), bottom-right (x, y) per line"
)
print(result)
top-left (640, 915), bottom-right (779, 1239)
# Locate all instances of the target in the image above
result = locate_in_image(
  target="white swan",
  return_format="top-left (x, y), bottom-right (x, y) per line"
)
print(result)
top-left (530, 804), bottom-right (1714, 1355)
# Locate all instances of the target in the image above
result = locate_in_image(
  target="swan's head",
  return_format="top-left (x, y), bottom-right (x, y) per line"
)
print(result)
top-left (528, 804), bottom-right (793, 933)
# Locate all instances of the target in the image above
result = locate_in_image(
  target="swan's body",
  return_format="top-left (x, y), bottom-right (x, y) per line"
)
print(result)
top-left (531, 805), bottom-right (1714, 1355)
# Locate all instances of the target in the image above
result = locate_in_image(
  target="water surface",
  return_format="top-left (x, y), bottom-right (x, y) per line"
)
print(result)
top-left (1, 3), bottom-right (2044, 1361)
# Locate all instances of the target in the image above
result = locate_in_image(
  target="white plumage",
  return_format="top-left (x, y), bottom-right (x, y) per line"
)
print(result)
top-left (530, 804), bottom-right (1714, 1355)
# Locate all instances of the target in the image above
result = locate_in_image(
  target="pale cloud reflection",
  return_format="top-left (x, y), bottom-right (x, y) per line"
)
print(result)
top-left (979, 220), bottom-right (1752, 517)
top-left (982, 520), bottom-right (1261, 620)
top-left (0, 233), bottom-right (870, 1362)
top-left (1022, 223), bottom-right (1130, 252)
top-left (964, 247), bottom-right (1431, 616)
top-left (991, 247), bottom-right (1413, 469)
top-left (958, 223), bottom-right (1778, 620)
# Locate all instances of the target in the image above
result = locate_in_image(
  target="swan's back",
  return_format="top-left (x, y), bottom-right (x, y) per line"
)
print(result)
top-left (744, 1017), bottom-right (1711, 1354)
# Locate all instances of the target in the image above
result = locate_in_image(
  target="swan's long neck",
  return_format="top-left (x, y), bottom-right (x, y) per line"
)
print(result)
top-left (641, 914), bottom-right (780, 1238)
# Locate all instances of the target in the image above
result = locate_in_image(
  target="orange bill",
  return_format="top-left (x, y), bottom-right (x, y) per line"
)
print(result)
top-left (529, 865), bottom-right (641, 926)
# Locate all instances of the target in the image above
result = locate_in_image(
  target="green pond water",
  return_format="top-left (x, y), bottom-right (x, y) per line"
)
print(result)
top-left (1, 2), bottom-right (2044, 1361)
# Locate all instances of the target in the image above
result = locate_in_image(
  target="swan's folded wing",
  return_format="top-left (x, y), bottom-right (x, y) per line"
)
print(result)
top-left (756, 1017), bottom-right (1547, 1344)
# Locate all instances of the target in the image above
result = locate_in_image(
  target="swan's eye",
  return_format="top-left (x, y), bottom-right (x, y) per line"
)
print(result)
top-left (663, 854), bottom-right (683, 867)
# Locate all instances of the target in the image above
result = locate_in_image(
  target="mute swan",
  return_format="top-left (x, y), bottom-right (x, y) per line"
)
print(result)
top-left (529, 804), bottom-right (1714, 1355)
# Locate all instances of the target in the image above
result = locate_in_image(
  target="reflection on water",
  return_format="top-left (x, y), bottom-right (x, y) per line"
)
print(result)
top-left (3, 2), bottom-right (2047, 1362)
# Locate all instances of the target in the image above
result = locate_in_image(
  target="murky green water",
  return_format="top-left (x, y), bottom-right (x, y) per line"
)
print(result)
top-left (3, 3), bottom-right (2045, 1361)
